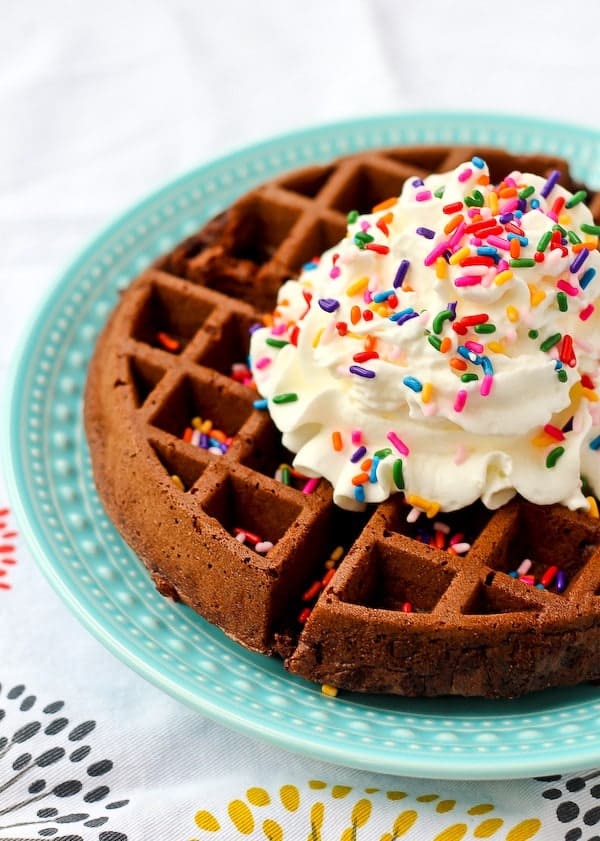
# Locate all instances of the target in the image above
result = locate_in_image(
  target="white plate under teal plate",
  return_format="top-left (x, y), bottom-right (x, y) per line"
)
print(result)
top-left (4, 113), bottom-right (600, 780)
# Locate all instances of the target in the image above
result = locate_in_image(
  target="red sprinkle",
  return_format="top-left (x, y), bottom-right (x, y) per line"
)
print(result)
top-left (365, 243), bottom-right (390, 255)
top-left (544, 424), bottom-right (565, 441)
top-left (353, 351), bottom-right (379, 363)
top-left (402, 602), bottom-right (413, 613)
top-left (541, 565), bottom-right (559, 587)
top-left (443, 202), bottom-right (464, 214)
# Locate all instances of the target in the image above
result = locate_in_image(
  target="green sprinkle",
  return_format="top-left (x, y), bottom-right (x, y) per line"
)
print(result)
top-left (272, 392), bottom-right (298, 404)
top-left (432, 309), bottom-right (454, 334)
top-left (433, 186), bottom-right (445, 198)
top-left (558, 369), bottom-right (568, 383)
top-left (461, 373), bottom-right (479, 383)
top-left (474, 323), bottom-right (496, 334)
top-left (281, 466), bottom-right (292, 485)
top-left (546, 446), bottom-right (565, 468)
top-left (540, 333), bottom-right (562, 352)
top-left (354, 231), bottom-right (374, 246)
top-left (519, 185), bottom-right (535, 199)
top-left (347, 209), bottom-right (359, 223)
top-left (581, 223), bottom-right (600, 236)
top-left (566, 189), bottom-right (587, 209)
top-left (374, 447), bottom-right (393, 460)
top-left (392, 458), bottom-right (405, 489)
top-left (528, 329), bottom-right (539, 339)
top-left (536, 231), bottom-right (552, 252)
top-left (552, 223), bottom-right (567, 236)
top-left (557, 291), bottom-right (568, 312)
top-left (266, 338), bottom-right (289, 349)
top-left (465, 191), bottom-right (484, 208)
top-left (567, 230), bottom-right (582, 245)
top-left (510, 258), bottom-right (536, 268)
top-left (428, 335), bottom-right (443, 351)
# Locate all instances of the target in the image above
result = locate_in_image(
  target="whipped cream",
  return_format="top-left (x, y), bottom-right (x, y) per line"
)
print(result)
top-left (249, 157), bottom-right (600, 513)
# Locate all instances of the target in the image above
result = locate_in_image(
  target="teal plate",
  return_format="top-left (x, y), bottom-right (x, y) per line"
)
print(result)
top-left (5, 113), bottom-right (600, 780)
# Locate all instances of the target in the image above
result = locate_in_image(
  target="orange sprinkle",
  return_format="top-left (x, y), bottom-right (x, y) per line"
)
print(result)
top-left (364, 335), bottom-right (377, 352)
top-left (509, 238), bottom-right (521, 259)
top-left (573, 239), bottom-right (598, 252)
top-left (439, 337), bottom-right (452, 353)
top-left (499, 186), bottom-right (517, 198)
top-left (444, 214), bottom-right (464, 235)
top-left (381, 211), bottom-right (394, 224)
top-left (262, 313), bottom-right (274, 327)
top-left (321, 568), bottom-right (336, 587)
top-left (352, 473), bottom-right (370, 486)
top-left (183, 427), bottom-right (193, 443)
top-left (211, 429), bottom-right (227, 443)
top-left (372, 196), bottom-right (397, 213)
top-left (332, 431), bottom-right (343, 452)
top-left (361, 458), bottom-right (373, 472)
top-left (350, 305), bottom-right (361, 325)
top-left (450, 358), bottom-right (468, 371)
top-left (156, 331), bottom-right (180, 352)
top-left (477, 173), bottom-right (490, 186)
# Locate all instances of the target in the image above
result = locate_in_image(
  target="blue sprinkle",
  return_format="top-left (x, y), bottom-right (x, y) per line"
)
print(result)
top-left (403, 376), bottom-right (423, 393)
top-left (589, 435), bottom-right (600, 451)
top-left (554, 360), bottom-right (563, 370)
top-left (471, 155), bottom-right (485, 169)
top-left (393, 259), bottom-right (410, 288)
top-left (372, 289), bottom-right (395, 303)
top-left (369, 456), bottom-right (380, 484)
top-left (481, 356), bottom-right (494, 375)
top-left (476, 246), bottom-right (499, 259)
top-left (302, 260), bottom-right (319, 271)
top-left (389, 307), bottom-right (415, 322)
top-left (354, 484), bottom-right (366, 503)
top-left (416, 226), bottom-right (435, 240)
top-left (535, 583), bottom-right (545, 590)
top-left (253, 398), bottom-right (268, 410)
top-left (509, 571), bottom-right (518, 578)
top-left (514, 209), bottom-right (523, 218)
top-left (350, 445), bottom-right (367, 463)
top-left (580, 267), bottom-right (597, 290)
top-left (506, 233), bottom-right (528, 246)
top-left (457, 345), bottom-right (481, 365)
top-left (530, 199), bottom-right (540, 209)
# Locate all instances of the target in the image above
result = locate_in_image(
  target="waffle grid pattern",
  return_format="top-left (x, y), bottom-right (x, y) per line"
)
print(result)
top-left (86, 145), bottom-right (600, 697)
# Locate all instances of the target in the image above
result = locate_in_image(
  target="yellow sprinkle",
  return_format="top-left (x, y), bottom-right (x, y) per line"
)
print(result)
top-left (200, 419), bottom-right (213, 433)
top-left (487, 190), bottom-right (499, 215)
top-left (321, 684), bottom-right (339, 697)
top-left (506, 305), bottom-right (519, 323)
top-left (312, 328), bottom-right (324, 348)
top-left (528, 283), bottom-right (546, 307)
top-left (405, 494), bottom-right (441, 518)
top-left (346, 276), bottom-right (369, 296)
top-left (487, 341), bottom-right (506, 355)
top-left (435, 257), bottom-right (448, 279)
top-left (582, 387), bottom-right (599, 402)
top-left (558, 213), bottom-right (571, 226)
top-left (494, 269), bottom-right (513, 286)
top-left (421, 382), bottom-right (433, 404)
top-left (584, 235), bottom-right (599, 249)
top-left (191, 416), bottom-right (203, 430)
top-left (449, 246), bottom-right (470, 265)
top-left (371, 304), bottom-right (389, 317)
top-left (587, 496), bottom-right (599, 518)
top-left (330, 545), bottom-right (344, 562)
top-left (531, 432), bottom-right (557, 448)
top-left (170, 474), bottom-right (185, 492)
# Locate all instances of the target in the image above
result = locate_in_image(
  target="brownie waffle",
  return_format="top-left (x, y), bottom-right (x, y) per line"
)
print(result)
top-left (84, 145), bottom-right (600, 698)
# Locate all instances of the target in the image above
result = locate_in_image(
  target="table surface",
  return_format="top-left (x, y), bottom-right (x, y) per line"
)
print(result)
top-left (2, 2), bottom-right (600, 838)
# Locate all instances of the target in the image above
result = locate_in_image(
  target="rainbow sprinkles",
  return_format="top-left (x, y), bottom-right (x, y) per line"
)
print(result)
top-left (249, 157), bottom-right (600, 515)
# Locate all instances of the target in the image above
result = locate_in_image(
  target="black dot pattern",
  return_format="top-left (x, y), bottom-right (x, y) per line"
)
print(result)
top-left (0, 677), bottom-right (129, 839)
top-left (538, 771), bottom-right (600, 841)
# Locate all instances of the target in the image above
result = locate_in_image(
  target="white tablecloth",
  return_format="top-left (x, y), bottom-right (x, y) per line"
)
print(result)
top-left (2, 2), bottom-right (600, 838)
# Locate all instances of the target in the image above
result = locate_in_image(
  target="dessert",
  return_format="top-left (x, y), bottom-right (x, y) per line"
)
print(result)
top-left (85, 145), bottom-right (600, 698)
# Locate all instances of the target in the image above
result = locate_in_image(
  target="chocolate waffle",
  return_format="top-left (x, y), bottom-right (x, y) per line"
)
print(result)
top-left (84, 145), bottom-right (600, 698)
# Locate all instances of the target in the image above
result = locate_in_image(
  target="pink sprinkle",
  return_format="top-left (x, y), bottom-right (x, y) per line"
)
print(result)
top-left (254, 356), bottom-right (272, 370)
top-left (557, 279), bottom-right (579, 296)
top-left (497, 258), bottom-right (510, 271)
top-left (500, 198), bottom-right (519, 214)
top-left (351, 429), bottom-right (362, 445)
top-left (517, 558), bottom-right (532, 575)
top-left (302, 477), bottom-right (320, 494)
top-left (416, 190), bottom-right (432, 202)
top-left (387, 431), bottom-right (409, 456)
top-left (454, 275), bottom-right (482, 287)
top-left (454, 444), bottom-right (467, 465)
top-left (424, 239), bottom-right (451, 267)
top-left (449, 531), bottom-right (465, 545)
top-left (580, 303), bottom-right (595, 321)
top-left (449, 221), bottom-right (466, 249)
top-left (467, 207), bottom-right (480, 218)
top-left (546, 210), bottom-right (558, 222)
top-left (360, 220), bottom-right (371, 231)
top-left (458, 167), bottom-right (473, 183)
top-left (330, 265), bottom-right (341, 279)
top-left (471, 236), bottom-right (483, 246)
top-left (451, 542), bottom-right (471, 554)
top-left (480, 373), bottom-right (493, 397)
top-left (271, 323), bottom-right (287, 335)
top-left (465, 340), bottom-right (484, 354)
top-left (487, 235), bottom-right (511, 251)
top-left (406, 507), bottom-right (421, 523)
top-left (364, 289), bottom-right (372, 303)
top-left (504, 176), bottom-right (517, 187)
top-left (454, 390), bottom-right (468, 412)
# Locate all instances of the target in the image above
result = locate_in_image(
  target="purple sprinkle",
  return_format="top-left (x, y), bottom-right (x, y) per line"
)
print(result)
top-left (349, 365), bottom-right (376, 379)
top-left (249, 323), bottom-right (263, 335)
top-left (412, 178), bottom-right (425, 187)
top-left (555, 569), bottom-right (568, 593)
top-left (393, 259), bottom-right (410, 288)
top-left (517, 198), bottom-right (527, 213)
top-left (200, 433), bottom-right (210, 448)
top-left (540, 169), bottom-right (561, 199)
top-left (318, 297), bottom-right (340, 313)
top-left (416, 226), bottom-right (435, 240)
top-left (499, 212), bottom-right (514, 223)
top-left (396, 311), bottom-right (419, 326)
top-left (350, 445), bottom-right (367, 463)
top-left (448, 300), bottom-right (457, 317)
top-left (570, 248), bottom-right (589, 274)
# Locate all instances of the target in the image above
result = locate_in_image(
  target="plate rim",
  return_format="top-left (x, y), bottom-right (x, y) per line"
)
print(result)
top-left (4, 111), bottom-right (600, 780)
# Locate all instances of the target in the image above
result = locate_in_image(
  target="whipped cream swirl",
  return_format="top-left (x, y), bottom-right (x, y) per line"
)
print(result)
top-left (249, 158), bottom-right (600, 512)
